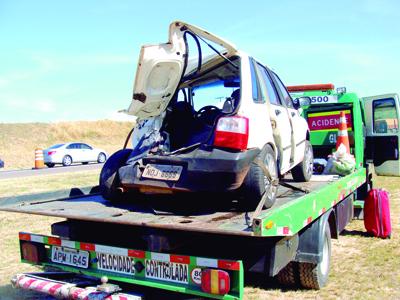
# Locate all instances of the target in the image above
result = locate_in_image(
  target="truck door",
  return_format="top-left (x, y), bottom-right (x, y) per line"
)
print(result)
top-left (363, 93), bottom-right (400, 176)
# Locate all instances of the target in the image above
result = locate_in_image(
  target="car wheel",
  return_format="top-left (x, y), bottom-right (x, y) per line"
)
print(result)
top-left (99, 149), bottom-right (132, 201)
top-left (292, 140), bottom-right (313, 182)
top-left (62, 155), bottom-right (72, 166)
top-left (97, 152), bottom-right (107, 163)
top-left (241, 144), bottom-right (278, 210)
top-left (45, 163), bottom-right (55, 168)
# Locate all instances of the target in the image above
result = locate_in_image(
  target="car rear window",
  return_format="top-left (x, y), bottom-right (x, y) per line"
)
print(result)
top-left (49, 144), bottom-right (64, 149)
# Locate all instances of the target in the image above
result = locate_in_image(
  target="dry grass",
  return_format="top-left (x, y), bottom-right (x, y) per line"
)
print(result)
top-left (0, 174), bottom-right (399, 299)
top-left (0, 120), bottom-right (134, 170)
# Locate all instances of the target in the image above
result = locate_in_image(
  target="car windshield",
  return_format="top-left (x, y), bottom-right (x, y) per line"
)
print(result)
top-left (49, 144), bottom-right (64, 149)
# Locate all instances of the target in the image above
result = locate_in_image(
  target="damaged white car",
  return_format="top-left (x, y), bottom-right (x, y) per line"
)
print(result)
top-left (100, 21), bottom-right (313, 209)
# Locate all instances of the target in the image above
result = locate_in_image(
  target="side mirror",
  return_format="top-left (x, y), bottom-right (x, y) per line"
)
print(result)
top-left (293, 96), bottom-right (311, 109)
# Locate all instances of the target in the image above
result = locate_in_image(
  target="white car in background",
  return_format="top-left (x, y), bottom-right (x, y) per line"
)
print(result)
top-left (43, 143), bottom-right (107, 167)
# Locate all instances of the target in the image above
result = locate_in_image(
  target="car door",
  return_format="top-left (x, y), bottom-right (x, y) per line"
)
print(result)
top-left (66, 143), bottom-right (80, 163)
top-left (254, 62), bottom-right (293, 173)
top-left (270, 71), bottom-right (307, 166)
top-left (80, 143), bottom-right (94, 162)
top-left (363, 93), bottom-right (400, 176)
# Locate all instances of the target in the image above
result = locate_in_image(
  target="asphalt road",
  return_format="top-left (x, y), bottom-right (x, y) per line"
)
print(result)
top-left (0, 163), bottom-right (102, 180)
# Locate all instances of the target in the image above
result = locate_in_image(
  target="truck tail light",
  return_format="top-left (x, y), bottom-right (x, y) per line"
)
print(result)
top-left (201, 269), bottom-right (230, 295)
top-left (47, 151), bottom-right (56, 156)
top-left (213, 116), bottom-right (249, 151)
top-left (21, 242), bottom-right (43, 263)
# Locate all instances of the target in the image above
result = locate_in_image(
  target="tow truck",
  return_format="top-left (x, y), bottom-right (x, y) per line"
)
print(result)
top-left (1, 37), bottom-right (400, 300)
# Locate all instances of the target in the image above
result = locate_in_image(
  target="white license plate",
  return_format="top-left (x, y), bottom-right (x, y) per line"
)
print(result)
top-left (142, 164), bottom-right (183, 181)
top-left (145, 260), bottom-right (188, 284)
top-left (96, 252), bottom-right (135, 275)
top-left (51, 246), bottom-right (89, 268)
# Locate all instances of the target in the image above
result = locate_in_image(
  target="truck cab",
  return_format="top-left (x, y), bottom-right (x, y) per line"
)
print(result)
top-left (288, 84), bottom-right (400, 177)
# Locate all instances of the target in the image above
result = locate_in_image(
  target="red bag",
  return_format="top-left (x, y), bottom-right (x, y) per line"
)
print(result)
top-left (364, 189), bottom-right (392, 238)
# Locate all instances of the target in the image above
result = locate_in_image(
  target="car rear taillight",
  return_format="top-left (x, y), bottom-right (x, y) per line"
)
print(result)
top-left (213, 116), bottom-right (249, 151)
top-left (201, 269), bottom-right (230, 295)
top-left (21, 242), bottom-right (44, 263)
top-left (47, 151), bottom-right (56, 156)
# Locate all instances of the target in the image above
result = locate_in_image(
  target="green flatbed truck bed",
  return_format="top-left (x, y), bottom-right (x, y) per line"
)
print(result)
top-left (0, 169), bottom-right (368, 299)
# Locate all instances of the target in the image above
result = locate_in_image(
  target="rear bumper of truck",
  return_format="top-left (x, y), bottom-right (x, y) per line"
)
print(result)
top-left (17, 232), bottom-right (244, 300)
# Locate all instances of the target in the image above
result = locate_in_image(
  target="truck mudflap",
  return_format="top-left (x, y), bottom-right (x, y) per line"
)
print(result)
top-left (17, 232), bottom-right (244, 299)
top-left (12, 272), bottom-right (142, 299)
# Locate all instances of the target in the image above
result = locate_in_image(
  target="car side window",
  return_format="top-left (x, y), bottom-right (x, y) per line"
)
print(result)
top-left (270, 72), bottom-right (294, 108)
top-left (81, 144), bottom-right (91, 150)
top-left (249, 58), bottom-right (260, 102)
top-left (256, 63), bottom-right (281, 106)
top-left (66, 144), bottom-right (75, 149)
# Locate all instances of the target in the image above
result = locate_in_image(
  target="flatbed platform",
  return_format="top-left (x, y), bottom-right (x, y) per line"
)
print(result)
top-left (0, 171), bottom-right (366, 237)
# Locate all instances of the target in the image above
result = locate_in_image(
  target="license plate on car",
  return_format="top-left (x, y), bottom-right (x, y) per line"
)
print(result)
top-left (142, 164), bottom-right (183, 181)
top-left (145, 260), bottom-right (189, 284)
top-left (51, 246), bottom-right (89, 269)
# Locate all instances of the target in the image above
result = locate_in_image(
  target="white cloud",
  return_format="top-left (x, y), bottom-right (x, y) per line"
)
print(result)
top-left (106, 110), bottom-right (137, 122)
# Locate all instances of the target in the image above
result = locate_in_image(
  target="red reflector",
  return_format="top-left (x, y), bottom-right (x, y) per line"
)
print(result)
top-left (47, 151), bottom-right (56, 155)
top-left (19, 233), bottom-right (31, 241)
top-left (201, 269), bottom-right (230, 295)
top-left (128, 249), bottom-right (145, 259)
top-left (80, 242), bottom-right (95, 251)
top-left (21, 242), bottom-right (40, 263)
top-left (170, 254), bottom-right (190, 264)
top-left (287, 83), bottom-right (335, 92)
top-left (214, 116), bottom-right (249, 151)
top-left (218, 260), bottom-right (240, 271)
top-left (48, 237), bottom-right (61, 246)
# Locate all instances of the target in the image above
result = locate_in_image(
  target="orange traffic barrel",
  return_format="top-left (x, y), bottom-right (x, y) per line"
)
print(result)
top-left (336, 111), bottom-right (350, 154)
top-left (35, 148), bottom-right (45, 169)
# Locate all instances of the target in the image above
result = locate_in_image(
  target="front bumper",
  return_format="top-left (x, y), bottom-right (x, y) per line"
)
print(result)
top-left (119, 147), bottom-right (260, 192)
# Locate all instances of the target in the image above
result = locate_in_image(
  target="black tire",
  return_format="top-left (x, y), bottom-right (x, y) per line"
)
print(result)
top-left (241, 144), bottom-right (278, 210)
top-left (62, 155), bottom-right (72, 166)
top-left (99, 149), bottom-right (132, 201)
top-left (97, 152), bottom-right (107, 163)
top-left (45, 163), bottom-right (55, 168)
top-left (299, 223), bottom-right (331, 289)
top-left (276, 262), bottom-right (299, 286)
top-left (292, 140), bottom-right (313, 182)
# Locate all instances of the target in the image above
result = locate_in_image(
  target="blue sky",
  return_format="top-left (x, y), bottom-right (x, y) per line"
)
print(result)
top-left (1, 0), bottom-right (399, 123)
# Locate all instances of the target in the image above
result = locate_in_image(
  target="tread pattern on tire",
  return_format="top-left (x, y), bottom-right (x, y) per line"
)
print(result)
top-left (299, 262), bottom-right (320, 289)
top-left (276, 262), bottom-right (298, 286)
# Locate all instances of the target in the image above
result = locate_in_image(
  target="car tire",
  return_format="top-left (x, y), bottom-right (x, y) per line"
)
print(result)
top-left (45, 163), bottom-right (55, 168)
top-left (62, 155), bottom-right (72, 166)
top-left (299, 223), bottom-right (331, 289)
top-left (97, 152), bottom-right (107, 163)
top-left (99, 149), bottom-right (132, 201)
top-left (292, 140), bottom-right (313, 182)
top-left (241, 144), bottom-right (278, 210)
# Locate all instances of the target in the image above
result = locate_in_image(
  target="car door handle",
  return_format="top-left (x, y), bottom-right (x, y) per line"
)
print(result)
top-left (275, 109), bottom-right (281, 115)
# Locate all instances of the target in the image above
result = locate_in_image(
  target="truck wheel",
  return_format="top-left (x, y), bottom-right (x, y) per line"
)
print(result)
top-left (276, 262), bottom-right (299, 286)
top-left (241, 144), bottom-right (278, 210)
top-left (99, 149), bottom-right (132, 201)
top-left (299, 223), bottom-right (331, 289)
top-left (292, 140), bottom-right (313, 182)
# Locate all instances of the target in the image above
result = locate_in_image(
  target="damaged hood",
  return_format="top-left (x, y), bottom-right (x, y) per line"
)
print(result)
top-left (127, 20), bottom-right (238, 119)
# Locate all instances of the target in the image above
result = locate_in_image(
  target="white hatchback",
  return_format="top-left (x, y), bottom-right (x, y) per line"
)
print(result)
top-left (100, 21), bottom-right (313, 209)
top-left (43, 143), bottom-right (107, 167)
